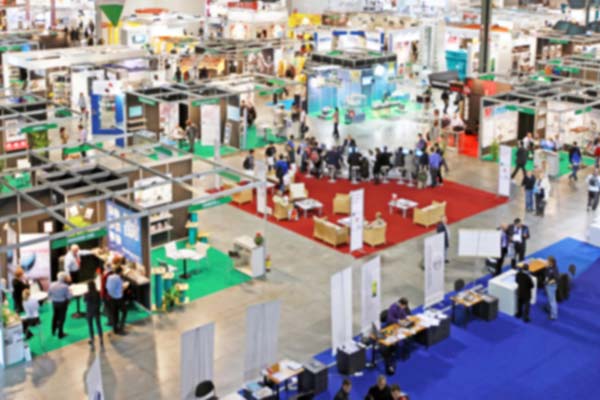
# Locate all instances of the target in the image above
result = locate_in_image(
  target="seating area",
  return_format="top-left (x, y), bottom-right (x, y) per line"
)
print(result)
top-left (313, 217), bottom-right (349, 247)
top-left (413, 201), bottom-right (446, 227)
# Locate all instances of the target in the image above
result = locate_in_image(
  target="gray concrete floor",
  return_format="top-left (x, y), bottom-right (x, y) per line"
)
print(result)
top-left (1, 113), bottom-right (596, 400)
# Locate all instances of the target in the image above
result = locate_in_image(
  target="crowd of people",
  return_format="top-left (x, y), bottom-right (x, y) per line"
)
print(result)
top-left (334, 376), bottom-right (409, 400)
top-left (10, 244), bottom-right (131, 352)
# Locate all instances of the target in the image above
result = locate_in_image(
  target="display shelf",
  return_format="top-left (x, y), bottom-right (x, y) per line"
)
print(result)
top-left (150, 212), bottom-right (173, 223)
top-left (150, 224), bottom-right (173, 236)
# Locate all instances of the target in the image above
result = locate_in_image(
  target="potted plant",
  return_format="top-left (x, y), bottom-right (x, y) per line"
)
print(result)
top-left (254, 232), bottom-right (264, 246)
top-left (162, 287), bottom-right (181, 311)
top-left (490, 136), bottom-right (500, 162)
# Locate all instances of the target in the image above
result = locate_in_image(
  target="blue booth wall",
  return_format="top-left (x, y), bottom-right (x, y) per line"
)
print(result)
top-left (91, 93), bottom-right (125, 146)
top-left (308, 63), bottom-right (397, 114)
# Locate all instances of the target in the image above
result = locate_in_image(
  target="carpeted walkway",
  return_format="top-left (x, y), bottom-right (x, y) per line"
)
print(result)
top-left (27, 300), bottom-right (150, 356)
top-left (277, 238), bottom-right (600, 400)
top-left (150, 239), bottom-right (251, 304)
top-left (232, 174), bottom-right (506, 257)
top-left (482, 147), bottom-right (595, 177)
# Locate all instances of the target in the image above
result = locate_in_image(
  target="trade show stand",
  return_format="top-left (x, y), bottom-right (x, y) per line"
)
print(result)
top-left (488, 269), bottom-right (538, 316)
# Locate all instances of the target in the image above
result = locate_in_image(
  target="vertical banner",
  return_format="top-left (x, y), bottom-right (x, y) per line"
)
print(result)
top-left (424, 233), bottom-right (446, 308)
top-left (331, 267), bottom-right (353, 355)
top-left (86, 356), bottom-right (104, 400)
top-left (180, 323), bottom-right (215, 400)
top-left (498, 145), bottom-right (512, 197)
top-left (255, 160), bottom-right (268, 214)
top-left (350, 189), bottom-right (364, 252)
top-left (244, 301), bottom-right (281, 381)
top-left (361, 255), bottom-right (381, 334)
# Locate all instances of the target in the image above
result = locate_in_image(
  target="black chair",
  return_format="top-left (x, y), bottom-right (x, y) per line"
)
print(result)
top-left (568, 264), bottom-right (576, 278)
top-left (195, 380), bottom-right (217, 400)
top-left (454, 279), bottom-right (465, 292)
top-left (380, 309), bottom-right (388, 325)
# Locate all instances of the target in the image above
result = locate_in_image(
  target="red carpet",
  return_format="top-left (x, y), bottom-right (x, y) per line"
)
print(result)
top-left (231, 174), bottom-right (506, 257)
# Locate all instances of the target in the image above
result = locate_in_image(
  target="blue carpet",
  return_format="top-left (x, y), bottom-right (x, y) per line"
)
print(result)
top-left (282, 238), bottom-right (600, 400)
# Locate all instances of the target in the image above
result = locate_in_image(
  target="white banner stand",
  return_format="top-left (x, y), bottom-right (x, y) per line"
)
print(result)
top-left (350, 189), bottom-right (364, 252)
top-left (331, 267), bottom-right (353, 355)
top-left (86, 356), bottom-right (104, 400)
top-left (361, 255), bottom-right (381, 334)
top-left (498, 145), bottom-right (512, 197)
top-left (244, 301), bottom-right (281, 381)
top-left (424, 233), bottom-right (446, 308)
top-left (180, 323), bottom-right (215, 400)
top-left (255, 161), bottom-right (268, 215)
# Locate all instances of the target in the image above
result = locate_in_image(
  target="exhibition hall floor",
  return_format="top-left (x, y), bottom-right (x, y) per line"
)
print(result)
top-left (233, 173), bottom-right (506, 256)
top-left (2, 146), bottom-right (598, 399)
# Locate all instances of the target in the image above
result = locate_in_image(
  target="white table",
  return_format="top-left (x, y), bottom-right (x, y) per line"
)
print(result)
top-left (295, 199), bottom-right (323, 218)
top-left (388, 198), bottom-right (418, 217)
top-left (488, 269), bottom-right (537, 316)
top-left (177, 248), bottom-right (205, 279)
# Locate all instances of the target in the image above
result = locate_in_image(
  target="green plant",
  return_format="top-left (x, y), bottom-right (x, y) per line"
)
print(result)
top-left (162, 287), bottom-right (181, 310)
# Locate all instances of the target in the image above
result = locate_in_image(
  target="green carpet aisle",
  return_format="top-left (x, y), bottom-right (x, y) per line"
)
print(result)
top-left (27, 301), bottom-right (150, 356)
top-left (243, 125), bottom-right (287, 150)
top-left (482, 147), bottom-right (595, 177)
top-left (150, 239), bottom-right (251, 304)
top-left (309, 100), bottom-right (424, 125)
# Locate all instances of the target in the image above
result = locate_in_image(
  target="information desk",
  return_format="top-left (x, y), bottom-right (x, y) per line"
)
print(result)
top-left (488, 269), bottom-right (538, 316)
top-left (517, 258), bottom-right (548, 288)
top-left (264, 359), bottom-right (304, 394)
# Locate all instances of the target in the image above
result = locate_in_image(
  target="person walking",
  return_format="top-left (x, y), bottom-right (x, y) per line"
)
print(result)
top-left (436, 216), bottom-right (450, 262)
top-left (512, 141), bottom-right (529, 180)
top-left (84, 280), bottom-right (104, 350)
top-left (495, 224), bottom-right (509, 276)
top-left (569, 141), bottom-right (582, 182)
top-left (185, 119), bottom-right (198, 154)
top-left (333, 107), bottom-right (340, 140)
top-left (544, 256), bottom-right (559, 321)
top-left (11, 267), bottom-right (29, 314)
top-left (242, 149), bottom-right (255, 175)
top-left (534, 171), bottom-right (550, 217)
top-left (521, 170), bottom-right (536, 213)
top-left (586, 169), bottom-right (600, 211)
top-left (299, 107), bottom-right (308, 139)
top-left (516, 264), bottom-right (534, 323)
top-left (48, 272), bottom-right (72, 338)
top-left (441, 89), bottom-right (450, 114)
top-left (428, 149), bottom-right (443, 188)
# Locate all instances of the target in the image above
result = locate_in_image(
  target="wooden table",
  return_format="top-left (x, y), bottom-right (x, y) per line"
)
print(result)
top-left (451, 290), bottom-right (484, 326)
top-left (264, 359), bottom-right (304, 394)
top-left (378, 316), bottom-right (427, 347)
top-left (517, 259), bottom-right (548, 274)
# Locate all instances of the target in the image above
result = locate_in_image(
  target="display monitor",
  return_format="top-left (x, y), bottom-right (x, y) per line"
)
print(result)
top-left (128, 105), bottom-right (143, 118)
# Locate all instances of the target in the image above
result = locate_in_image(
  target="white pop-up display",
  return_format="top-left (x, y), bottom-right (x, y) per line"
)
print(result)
top-left (488, 269), bottom-right (538, 316)
top-left (458, 229), bottom-right (502, 258)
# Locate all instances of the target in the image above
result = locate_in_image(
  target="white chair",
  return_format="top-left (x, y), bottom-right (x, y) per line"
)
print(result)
top-left (289, 183), bottom-right (308, 202)
top-left (165, 242), bottom-right (181, 261)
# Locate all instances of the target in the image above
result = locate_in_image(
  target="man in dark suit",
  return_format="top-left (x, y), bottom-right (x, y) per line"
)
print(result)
top-left (516, 264), bottom-right (534, 322)
top-left (334, 378), bottom-right (352, 400)
top-left (508, 218), bottom-right (530, 268)
top-left (512, 141), bottom-right (529, 179)
top-left (495, 224), bottom-right (509, 276)
top-left (436, 216), bottom-right (450, 262)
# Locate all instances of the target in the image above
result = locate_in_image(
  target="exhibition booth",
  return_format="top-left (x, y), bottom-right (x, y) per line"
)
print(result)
top-left (0, 34), bottom-right (38, 86)
top-left (539, 54), bottom-right (600, 83)
top-left (479, 76), bottom-right (600, 176)
top-left (120, 10), bottom-right (203, 47)
top-left (224, 1), bottom-right (288, 40)
top-left (535, 30), bottom-right (600, 63)
top-left (306, 49), bottom-right (402, 123)
top-left (1, 46), bottom-right (149, 106)
top-left (195, 38), bottom-right (299, 78)
top-left (0, 92), bottom-right (80, 164)
top-left (125, 73), bottom-right (298, 156)
top-left (0, 133), bottom-right (267, 363)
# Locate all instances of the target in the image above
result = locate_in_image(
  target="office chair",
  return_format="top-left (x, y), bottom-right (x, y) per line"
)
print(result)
top-left (380, 309), bottom-right (388, 325)
top-left (454, 279), bottom-right (465, 293)
top-left (194, 380), bottom-right (217, 400)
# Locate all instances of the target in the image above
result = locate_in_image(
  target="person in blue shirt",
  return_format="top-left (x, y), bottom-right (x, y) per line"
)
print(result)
top-left (106, 266), bottom-right (127, 335)
top-left (274, 155), bottom-right (289, 192)
top-left (49, 272), bottom-right (72, 339)
top-left (545, 256), bottom-right (560, 320)
top-left (569, 141), bottom-right (582, 182)
top-left (416, 134), bottom-right (426, 151)
top-left (428, 150), bottom-right (443, 187)
top-left (387, 298), bottom-right (411, 325)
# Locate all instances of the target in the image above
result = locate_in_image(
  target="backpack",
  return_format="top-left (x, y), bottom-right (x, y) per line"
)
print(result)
top-left (243, 157), bottom-right (251, 170)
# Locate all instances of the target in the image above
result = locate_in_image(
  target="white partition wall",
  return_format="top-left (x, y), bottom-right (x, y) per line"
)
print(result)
top-left (244, 301), bottom-right (281, 380)
top-left (350, 189), bottom-right (365, 252)
top-left (331, 267), bottom-right (353, 355)
top-left (361, 256), bottom-right (381, 334)
top-left (180, 323), bottom-right (215, 400)
top-left (424, 233), bottom-right (446, 308)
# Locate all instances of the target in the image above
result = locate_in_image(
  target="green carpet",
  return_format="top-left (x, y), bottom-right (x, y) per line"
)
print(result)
top-left (179, 142), bottom-right (238, 159)
top-left (150, 239), bottom-right (250, 304)
top-left (243, 125), bottom-right (287, 150)
top-left (26, 299), bottom-right (150, 356)
top-left (482, 147), bottom-right (595, 177)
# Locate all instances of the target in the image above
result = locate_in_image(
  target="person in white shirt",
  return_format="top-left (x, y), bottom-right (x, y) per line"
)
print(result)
top-left (451, 113), bottom-right (464, 132)
top-left (587, 169), bottom-right (600, 211)
top-left (534, 172), bottom-right (551, 217)
top-left (64, 244), bottom-right (92, 283)
top-left (21, 289), bottom-right (40, 340)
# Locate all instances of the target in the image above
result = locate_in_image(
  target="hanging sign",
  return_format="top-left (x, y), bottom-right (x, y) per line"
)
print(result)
top-left (98, 0), bottom-right (126, 27)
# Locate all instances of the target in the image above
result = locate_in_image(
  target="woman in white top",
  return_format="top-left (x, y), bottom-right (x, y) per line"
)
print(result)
top-left (21, 289), bottom-right (40, 340)
top-left (534, 172), bottom-right (551, 217)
